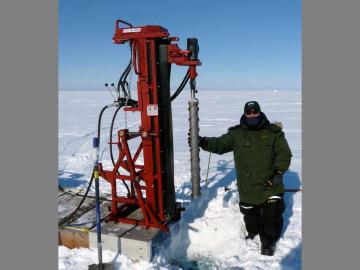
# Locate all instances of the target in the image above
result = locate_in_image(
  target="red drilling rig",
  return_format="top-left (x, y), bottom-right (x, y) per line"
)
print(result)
top-left (97, 20), bottom-right (201, 232)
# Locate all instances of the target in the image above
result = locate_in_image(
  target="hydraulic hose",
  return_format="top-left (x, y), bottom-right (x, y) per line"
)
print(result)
top-left (59, 104), bottom-right (111, 226)
top-left (97, 104), bottom-right (111, 147)
top-left (109, 105), bottom-right (131, 195)
top-left (109, 105), bottom-right (122, 166)
top-left (59, 215), bottom-right (110, 229)
top-left (59, 173), bottom-right (94, 226)
top-left (170, 70), bottom-right (190, 102)
top-left (117, 60), bottom-right (131, 98)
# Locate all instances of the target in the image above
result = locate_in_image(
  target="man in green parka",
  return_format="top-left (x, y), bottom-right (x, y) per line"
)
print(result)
top-left (198, 101), bottom-right (292, 256)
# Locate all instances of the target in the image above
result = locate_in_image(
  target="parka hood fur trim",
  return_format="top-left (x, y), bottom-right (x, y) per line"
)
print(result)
top-left (228, 112), bottom-right (283, 132)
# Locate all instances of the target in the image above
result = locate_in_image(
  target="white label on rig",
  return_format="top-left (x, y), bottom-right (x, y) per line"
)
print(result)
top-left (147, 104), bottom-right (158, 116)
top-left (123, 28), bottom-right (141, 33)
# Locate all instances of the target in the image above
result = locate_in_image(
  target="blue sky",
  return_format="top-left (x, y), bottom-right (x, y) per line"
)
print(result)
top-left (59, 0), bottom-right (301, 91)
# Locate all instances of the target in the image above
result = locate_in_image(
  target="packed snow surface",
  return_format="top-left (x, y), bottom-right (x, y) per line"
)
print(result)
top-left (59, 90), bottom-right (301, 270)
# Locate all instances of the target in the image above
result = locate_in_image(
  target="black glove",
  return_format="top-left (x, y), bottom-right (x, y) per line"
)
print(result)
top-left (187, 134), bottom-right (208, 149)
top-left (272, 170), bottom-right (283, 186)
top-left (264, 170), bottom-right (283, 189)
top-left (199, 136), bottom-right (208, 149)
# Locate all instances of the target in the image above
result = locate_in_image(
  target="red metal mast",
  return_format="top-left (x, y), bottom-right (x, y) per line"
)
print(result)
top-left (98, 21), bottom-right (200, 231)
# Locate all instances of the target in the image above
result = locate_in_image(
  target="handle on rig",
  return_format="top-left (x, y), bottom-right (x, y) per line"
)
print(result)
top-left (115, 19), bottom-right (133, 29)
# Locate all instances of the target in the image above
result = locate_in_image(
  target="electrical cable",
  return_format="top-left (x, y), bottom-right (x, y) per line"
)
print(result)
top-left (205, 152), bottom-right (212, 189)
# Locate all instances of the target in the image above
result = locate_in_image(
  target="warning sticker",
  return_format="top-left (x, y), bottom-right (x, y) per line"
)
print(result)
top-left (147, 104), bottom-right (158, 116)
top-left (123, 28), bottom-right (142, 33)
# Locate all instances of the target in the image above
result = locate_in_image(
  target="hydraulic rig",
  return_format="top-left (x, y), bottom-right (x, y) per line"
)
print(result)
top-left (97, 20), bottom-right (201, 232)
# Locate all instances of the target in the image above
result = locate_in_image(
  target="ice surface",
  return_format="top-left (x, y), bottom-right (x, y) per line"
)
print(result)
top-left (59, 90), bottom-right (301, 270)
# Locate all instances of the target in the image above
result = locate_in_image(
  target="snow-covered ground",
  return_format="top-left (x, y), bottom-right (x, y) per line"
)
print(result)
top-left (59, 90), bottom-right (301, 270)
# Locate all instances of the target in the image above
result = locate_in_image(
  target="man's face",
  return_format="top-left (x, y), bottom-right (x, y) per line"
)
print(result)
top-left (245, 109), bottom-right (261, 118)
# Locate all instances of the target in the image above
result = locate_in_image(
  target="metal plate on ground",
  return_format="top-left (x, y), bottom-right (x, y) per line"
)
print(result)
top-left (120, 226), bottom-right (160, 261)
top-left (59, 190), bottom-right (163, 262)
top-left (89, 209), bottom-right (161, 262)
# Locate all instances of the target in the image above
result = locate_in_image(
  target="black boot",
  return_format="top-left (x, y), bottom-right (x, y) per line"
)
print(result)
top-left (261, 243), bottom-right (276, 256)
top-left (239, 202), bottom-right (261, 242)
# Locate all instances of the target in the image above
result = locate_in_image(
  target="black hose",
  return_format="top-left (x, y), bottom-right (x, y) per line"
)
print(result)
top-left (110, 105), bottom-right (131, 195)
top-left (121, 64), bottom-right (131, 92)
top-left (117, 64), bottom-right (128, 91)
top-left (117, 41), bottom-right (133, 100)
top-left (170, 70), bottom-right (190, 102)
top-left (117, 60), bottom-right (131, 98)
top-left (97, 105), bottom-right (110, 147)
top-left (122, 61), bottom-right (131, 82)
top-left (60, 215), bottom-right (110, 230)
top-left (59, 173), bottom-right (94, 226)
top-left (124, 81), bottom-right (131, 99)
top-left (59, 104), bottom-right (110, 226)
top-left (110, 106), bottom-right (122, 166)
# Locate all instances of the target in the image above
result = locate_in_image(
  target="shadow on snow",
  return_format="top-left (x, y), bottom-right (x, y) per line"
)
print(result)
top-left (282, 170), bottom-right (301, 237)
top-left (280, 242), bottom-right (302, 270)
top-left (58, 169), bottom-right (89, 188)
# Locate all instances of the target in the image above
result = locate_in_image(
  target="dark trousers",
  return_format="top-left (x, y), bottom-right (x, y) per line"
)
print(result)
top-left (239, 195), bottom-right (285, 245)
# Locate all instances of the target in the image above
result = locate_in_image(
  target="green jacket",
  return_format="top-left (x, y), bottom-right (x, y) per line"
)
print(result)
top-left (201, 113), bottom-right (292, 205)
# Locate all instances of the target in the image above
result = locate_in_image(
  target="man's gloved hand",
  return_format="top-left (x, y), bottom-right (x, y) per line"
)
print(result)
top-left (199, 136), bottom-right (208, 149)
top-left (272, 170), bottom-right (284, 186)
top-left (187, 133), bottom-right (208, 149)
top-left (264, 170), bottom-right (283, 189)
